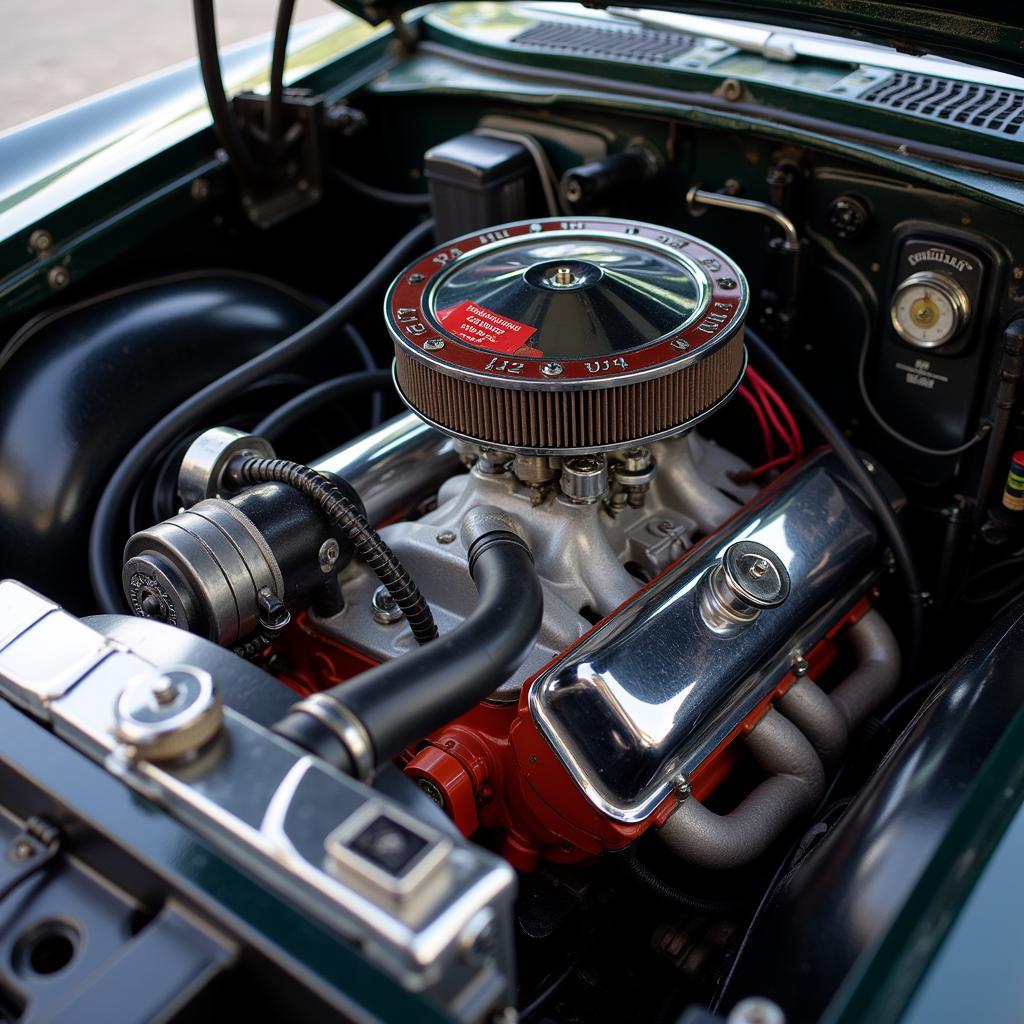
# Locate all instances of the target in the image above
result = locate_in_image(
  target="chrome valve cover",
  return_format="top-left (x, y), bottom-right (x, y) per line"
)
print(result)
top-left (529, 454), bottom-right (887, 822)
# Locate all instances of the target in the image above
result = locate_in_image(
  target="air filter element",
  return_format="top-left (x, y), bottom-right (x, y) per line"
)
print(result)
top-left (385, 217), bottom-right (748, 455)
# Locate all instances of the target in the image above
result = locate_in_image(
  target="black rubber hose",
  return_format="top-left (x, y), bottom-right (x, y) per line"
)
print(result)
top-left (192, 0), bottom-right (267, 184)
top-left (267, 0), bottom-right (296, 152)
top-left (253, 368), bottom-right (393, 442)
top-left (615, 848), bottom-right (748, 915)
top-left (231, 456), bottom-right (437, 645)
top-left (89, 218), bottom-right (435, 613)
top-left (276, 528), bottom-right (543, 771)
top-left (745, 328), bottom-right (926, 683)
top-left (333, 168), bottom-right (433, 208)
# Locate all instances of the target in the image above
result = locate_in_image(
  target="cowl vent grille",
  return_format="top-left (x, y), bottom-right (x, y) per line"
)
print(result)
top-left (861, 72), bottom-right (1024, 137)
top-left (510, 21), bottom-right (696, 64)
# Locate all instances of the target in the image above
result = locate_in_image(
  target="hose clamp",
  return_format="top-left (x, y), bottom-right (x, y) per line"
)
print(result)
top-left (293, 693), bottom-right (376, 781)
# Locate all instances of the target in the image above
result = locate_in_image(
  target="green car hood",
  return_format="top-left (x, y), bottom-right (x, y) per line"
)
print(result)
top-left (334, 0), bottom-right (1024, 77)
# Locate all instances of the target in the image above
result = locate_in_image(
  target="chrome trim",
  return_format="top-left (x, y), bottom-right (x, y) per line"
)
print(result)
top-left (386, 219), bottom-right (749, 393)
top-left (294, 692), bottom-right (376, 782)
top-left (529, 454), bottom-right (884, 822)
top-left (313, 412), bottom-right (460, 525)
top-left (686, 187), bottom-right (800, 249)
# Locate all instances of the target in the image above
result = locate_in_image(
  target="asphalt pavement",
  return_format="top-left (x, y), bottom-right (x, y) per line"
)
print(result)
top-left (0, 0), bottom-right (336, 132)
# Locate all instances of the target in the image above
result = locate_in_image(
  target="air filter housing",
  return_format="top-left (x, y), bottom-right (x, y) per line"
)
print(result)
top-left (385, 217), bottom-right (748, 455)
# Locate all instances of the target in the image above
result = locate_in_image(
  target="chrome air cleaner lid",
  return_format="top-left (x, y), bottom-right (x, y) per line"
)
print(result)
top-left (385, 217), bottom-right (748, 455)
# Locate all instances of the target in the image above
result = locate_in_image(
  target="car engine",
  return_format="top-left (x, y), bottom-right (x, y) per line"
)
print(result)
top-left (3, 7), bottom-right (1024, 1020)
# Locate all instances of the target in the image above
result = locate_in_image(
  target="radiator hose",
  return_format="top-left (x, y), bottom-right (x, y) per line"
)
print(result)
top-left (275, 506), bottom-right (543, 777)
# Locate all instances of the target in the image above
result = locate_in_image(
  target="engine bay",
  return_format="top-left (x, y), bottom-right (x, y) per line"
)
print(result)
top-left (2, 5), bottom-right (1024, 1022)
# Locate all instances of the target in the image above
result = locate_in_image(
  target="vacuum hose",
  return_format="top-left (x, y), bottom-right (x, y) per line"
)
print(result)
top-left (228, 456), bottom-right (438, 646)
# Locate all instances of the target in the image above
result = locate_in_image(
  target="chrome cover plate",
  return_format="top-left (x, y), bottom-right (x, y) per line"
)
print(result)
top-left (529, 455), bottom-right (883, 823)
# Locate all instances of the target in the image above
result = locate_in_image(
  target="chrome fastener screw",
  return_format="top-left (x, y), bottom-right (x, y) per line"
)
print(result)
top-left (28, 229), bottom-right (53, 255)
top-left (150, 673), bottom-right (180, 707)
top-left (423, 339), bottom-right (445, 352)
top-left (372, 585), bottom-right (404, 625)
top-left (10, 839), bottom-right (34, 862)
top-left (670, 338), bottom-right (690, 351)
top-left (408, 273), bottom-right (425, 284)
top-left (435, 530), bottom-right (456, 545)
top-left (318, 538), bottom-right (340, 573)
top-left (541, 362), bottom-right (564, 377)
top-left (47, 266), bottom-right (70, 290)
top-left (792, 654), bottom-right (809, 677)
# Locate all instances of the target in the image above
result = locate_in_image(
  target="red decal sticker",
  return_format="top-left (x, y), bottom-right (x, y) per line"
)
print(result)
top-left (438, 301), bottom-right (538, 355)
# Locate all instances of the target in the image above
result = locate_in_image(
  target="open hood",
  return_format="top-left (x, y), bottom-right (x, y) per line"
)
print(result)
top-left (341, 0), bottom-right (1024, 78)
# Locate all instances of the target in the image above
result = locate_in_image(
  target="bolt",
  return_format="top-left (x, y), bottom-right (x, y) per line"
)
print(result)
top-left (541, 362), bottom-right (564, 377)
top-left (529, 222), bottom-right (543, 233)
top-left (190, 178), bottom-right (210, 201)
top-left (257, 589), bottom-right (291, 632)
top-left (423, 339), bottom-right (445, 352)
top-left (435, 530), bottom-right (456, 545)
top-left (717, 276), bottom-right (737, 289)
top-left (47, 266), bottom-right (70, 290)
top-left (408, 273), bottom-right (425, 284)
top-left (28, 229), bottom-right (52, 255)
top-left (792, 655), bottom-right (809, 677)
top-left (673, 776), bottom-right (691, 798)
top-left (10, 839), bottom-right (34, 862)
top-left (553, 265), bottom-right (576, 286)
top-left (372, 585), bottom-right (404, 625)
top-left (750, 558), bottom-right (769, 579)
top-left (318, 538), bottom-right (340, 573)
top-left (670, 338), bottom-right (690, 351)
top-left (139, 589), bottom-right (169, 621)
top-left (150, 674), bottom-right (179, 707)
top-left (719, 78), bottom-right (744, 101)
top-left (728, 996), bottom-right (786, 1024)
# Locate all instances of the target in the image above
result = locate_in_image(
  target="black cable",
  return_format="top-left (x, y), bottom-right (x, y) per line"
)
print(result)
top-left (253, 368), bottom-right (393, 442)
top-left (89, 218), bottom-right (435, 613)
top-left (343, 323), bottom-right (383, 426)
top-left (745, 328), bottom-right (926, 685)
top-left (192, 0), bottom-right (267, 184)
top-left (856, 315), bottom-right (989, 457)
top-left (961, 555), bottom-right (1024, 606)
top-left (267, 0), bottom-right (296, 153)
top-left (615, 848), bottom-right (748, 914)
top-left (332, 167), bottom-right (432, 208)
top-left (231, 456), bottom-right (437, 645)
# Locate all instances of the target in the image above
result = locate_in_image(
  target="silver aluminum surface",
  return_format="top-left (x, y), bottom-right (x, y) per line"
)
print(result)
top-left (314, 432), bottom-right (756, 701)
top-left (0, 581), bottom-right (516, 1019)
top-left (528, 454), bottom-right (883, 822)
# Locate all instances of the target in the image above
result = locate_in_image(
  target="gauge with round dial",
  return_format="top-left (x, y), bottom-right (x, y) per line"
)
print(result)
top-left (889, 270), bottom-right (971, 349)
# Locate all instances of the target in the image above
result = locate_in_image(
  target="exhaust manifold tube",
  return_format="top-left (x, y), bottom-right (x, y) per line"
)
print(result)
top-left (658, 709), bottom-right (825, 870)
top-left (777, 608), bottom-right (900, 767)
top-left (660, 609), bottom-right (900, 869)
